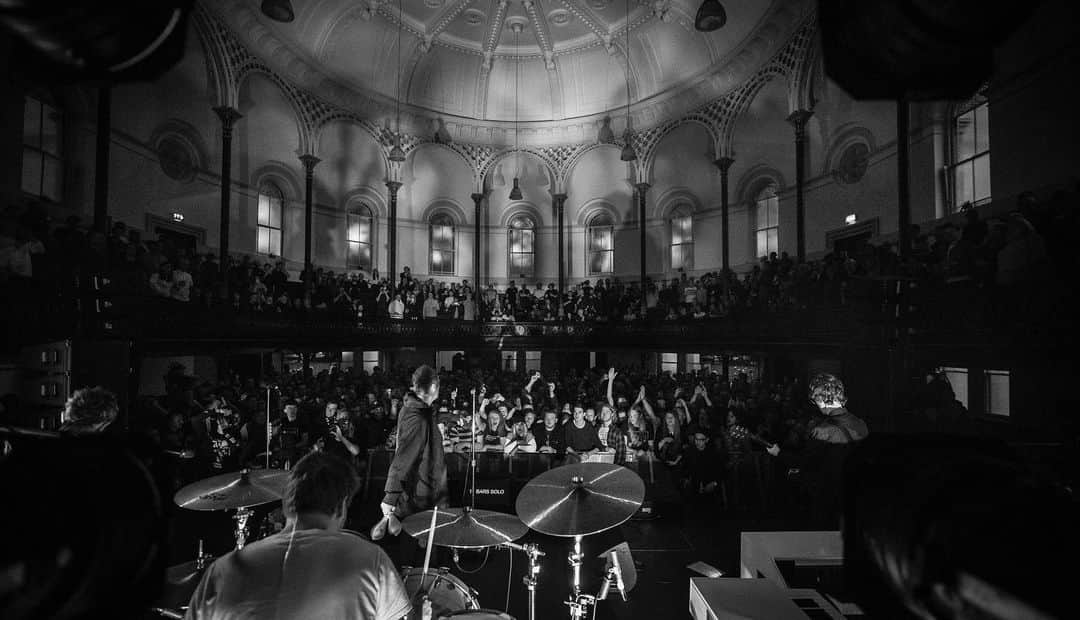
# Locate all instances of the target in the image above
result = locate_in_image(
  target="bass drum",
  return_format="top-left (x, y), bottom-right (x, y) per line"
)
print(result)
top-left (400, 567), bottom-right (479, 620)
top-left (446, 611), bottom-right (516, 619)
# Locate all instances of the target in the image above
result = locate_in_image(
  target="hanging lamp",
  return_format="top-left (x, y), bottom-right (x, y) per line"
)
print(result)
top-left (620, 0), bottom-right (637, 162)
top-left (388, 0), bottom-right (406, 163)
top-left (694, 0), bottom-right (727, 32)
top-left (508, 22), bottom-right (524, 200)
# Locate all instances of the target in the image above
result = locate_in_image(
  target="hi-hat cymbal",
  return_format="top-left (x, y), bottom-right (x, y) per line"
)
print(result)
top-left (174, 469), bottom-right (289, 511)
top-left (166, 558), bottom-right (213, 585)
top-left (515, 462), bottom-right (645, 537)
top-left (402, 507), bottom-right (527, 549)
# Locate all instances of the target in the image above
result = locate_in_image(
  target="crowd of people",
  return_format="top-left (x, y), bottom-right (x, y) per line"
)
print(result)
top-left (121, 358), bottom-right (895, 527)
top-left (2, 188), bottom-right (1074, 341)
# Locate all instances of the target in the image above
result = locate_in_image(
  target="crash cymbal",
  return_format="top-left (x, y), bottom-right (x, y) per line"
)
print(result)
top-left (515, 462), bottom-right (645, 537)
top-left (402, 507), bottom-right (528, 549)
top-left (174, 469), bottom-right (289, 511)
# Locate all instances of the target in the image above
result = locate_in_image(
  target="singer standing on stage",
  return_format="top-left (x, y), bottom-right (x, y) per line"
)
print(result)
top-left (380, 365), bottom-right (449, 526)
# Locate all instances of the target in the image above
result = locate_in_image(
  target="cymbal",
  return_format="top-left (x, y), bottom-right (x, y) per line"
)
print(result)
top-left (515, 462), bottom-right (645, 537)
top-left (402, 507), bottom-right (528, 549)
top-left (166, 558), bottom-right (213, 585)
top-left (174, 468), bottom-right (289, 511)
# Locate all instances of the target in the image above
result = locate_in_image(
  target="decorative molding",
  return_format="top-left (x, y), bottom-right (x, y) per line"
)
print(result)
top-left (734, 164), bottom-right (787, 206)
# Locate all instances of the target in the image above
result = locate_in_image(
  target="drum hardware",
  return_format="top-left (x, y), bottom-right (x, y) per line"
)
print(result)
top-left (515, 462), bottom-right (644, 620)
top-left (400, 567), bottom-right (480, 619)
top-left (174, 468), bottom-right (288, 554)
top-left (498, 542), bottom-right (544, 620)
top-left (233, 506), bottom-right (255, 549)
top-left (150, 607), bottom-right (184, 619)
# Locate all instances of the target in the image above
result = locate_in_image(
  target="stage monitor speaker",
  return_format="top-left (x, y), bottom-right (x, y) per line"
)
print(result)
top-left (817, 0), bottom-right (1041, 100)
top-left (18, 340), bottom-right (133, 431)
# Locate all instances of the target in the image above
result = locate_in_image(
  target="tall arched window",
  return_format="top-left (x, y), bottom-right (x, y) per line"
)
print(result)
top-left (587, 213), bottom-right (614, 275)
top-left (347, 204), bottom-right (373, 271)
top-left (22, 95), bottom-right (63, 202)
top-left (670, 205), bottom-right (694, 271)
top-left (950, 94), bottom-right (991, 210)
top-left (257, 182), bottom-right (284, 256)
top-left (429, 213), bottom-right (456, 275)
top-left (754, 185), bottom-right (779, 258)
top-left (507, 214), bottom-right (535, 277)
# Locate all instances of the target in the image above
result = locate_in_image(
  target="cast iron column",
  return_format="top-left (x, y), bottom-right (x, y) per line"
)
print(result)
top-left (299, 154), bottom-right (320, 277)
top-left (897, 97), bottom-right (912, 261)
top-left (387, 181), bottom-right (402, 290)
top-left (93, 86), bottom-right (111, 233)
top-left (714, 156), bottom-right (735, 273)
top-left (553, 193), bottom-right (567, 316)
top-left (635, 182), bottom-right (650, 316)
top-left (471, 192), bottom-right (484, 293)
top-left (212, 106), bottom-right (243, 269)
top-left (787, 109), bottom-right (813, 262)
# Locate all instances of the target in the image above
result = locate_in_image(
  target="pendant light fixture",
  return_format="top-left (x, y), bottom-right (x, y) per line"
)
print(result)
top-left (620, 0), bottom-right (637, 162)
top-left (388, 0), bottom-right (406, 163)
top-left (261, 0), bottom-right (295, 23)
top-left (508, 22), bottom-right (524, 200)
top-left (694, 0), bottom-right (727, 32)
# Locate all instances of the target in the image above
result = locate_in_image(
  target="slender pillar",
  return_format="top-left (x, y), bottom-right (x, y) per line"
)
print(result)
top-left (212, 106), bottom-right (243, 269)
top-left (553, 193), bottom-right (567, 316)
top-left (471, 193), bottom-right (484, 291)
top-left (897, 97), bottom-right (912, 261)
top-left (713, 157), bottom-right (735, 272)
top-left (93, 86), bottom-right (111, 234)
top-left (635, 182), bottom-right (650, 316)
top-left (386, 181), bottom-right (402, 289)
top-left (299, 154), bottom-right (320, 276)
top-left (787, 109), bottom-right (813, 262)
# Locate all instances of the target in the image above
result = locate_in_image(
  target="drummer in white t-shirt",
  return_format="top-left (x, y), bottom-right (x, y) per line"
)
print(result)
top-left (185, 451), bottom-right (415, 620)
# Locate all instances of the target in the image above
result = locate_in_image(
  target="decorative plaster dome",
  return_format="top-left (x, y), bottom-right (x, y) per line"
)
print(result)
top-left (212, 0), bottom-right (813, 146)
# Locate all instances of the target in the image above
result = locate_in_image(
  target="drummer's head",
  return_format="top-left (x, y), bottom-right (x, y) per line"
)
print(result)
top-left (411, 365), bottom-right (440, 405)
top-left (282, 451), bottom-right (359, 531)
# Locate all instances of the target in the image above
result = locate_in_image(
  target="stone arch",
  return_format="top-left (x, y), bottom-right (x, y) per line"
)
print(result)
top-left (499, 202), bottom-right (545, 229)
top-left (236, 69), bottom-right (308, 154)
top-left (420, 199), bottom-right (469, 227)
top-left (735, 165), bottom-right (786, 209)
top-left (575, 199), bottom-right (621, 228)
top-left (562, 143), bottom-right (622, 187)
top-left (718, 66), bottom-right (789, 157)
top-left (654, 188), bottom-right (705, 220)
top-left (341, 186), bottom-right (388, 219)
top-left (480, 148), bottom-right (557, 187)
top-left (251, 161), bottom-right (303, 202)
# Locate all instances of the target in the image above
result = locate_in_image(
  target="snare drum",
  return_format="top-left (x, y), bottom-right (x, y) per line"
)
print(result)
top-left (400, 567), bottom-right (479, 619)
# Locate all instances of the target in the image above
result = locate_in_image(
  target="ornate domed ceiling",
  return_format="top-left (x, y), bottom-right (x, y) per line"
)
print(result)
top-left (209, 0), bottom-right (812, 143)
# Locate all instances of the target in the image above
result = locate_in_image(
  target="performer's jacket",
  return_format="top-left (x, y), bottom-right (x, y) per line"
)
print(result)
top-left (382, 391), bottom-right (449, 517)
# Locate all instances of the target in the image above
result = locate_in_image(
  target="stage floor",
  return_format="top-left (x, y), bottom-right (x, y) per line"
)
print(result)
top-left (165, 488), bottom-right (809, 620)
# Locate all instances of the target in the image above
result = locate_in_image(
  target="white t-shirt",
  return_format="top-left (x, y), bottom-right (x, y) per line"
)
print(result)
top-left (172, 269), bottom-right (194, 301)
top-left (185, 528), bottom-right (411, 620)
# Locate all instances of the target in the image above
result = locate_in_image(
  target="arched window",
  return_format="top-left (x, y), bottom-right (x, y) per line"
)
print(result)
top-left (507, 214), bottom-right (535, 277)
top-left (22, 95), bottom-right (63, 202)
top-left (587, 213), bottom-right (614, 275)
top-left (347, 204), bottom-right (373, 271)
top-left (950, 94), bottom-right (990, 210)
top-left (257, 182), bottom-right (284, 256)
top-left (670, 205), bottom-right (694, 271)
top-left (754, 185), bottom-right (779, 258)
top-left (429, 213), bottom-right (456, 275)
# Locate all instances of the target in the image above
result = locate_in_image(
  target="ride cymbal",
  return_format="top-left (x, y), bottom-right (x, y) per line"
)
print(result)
top-left (402, 507), bottom-right (527, 549)
top-left (515, 462), bottom-right (644, 537)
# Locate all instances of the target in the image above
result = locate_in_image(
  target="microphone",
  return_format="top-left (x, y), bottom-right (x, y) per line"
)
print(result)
top-left (611, 551), bottom-right (627, 601)
top-left (498, 541), bottom-right (546, 557)
top-left (598, 567), bottom-right (614, 601)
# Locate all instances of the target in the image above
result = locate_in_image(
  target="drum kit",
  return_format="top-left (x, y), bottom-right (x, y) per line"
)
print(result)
top-left (155, 385), bottom-right (646, 619)
top-left (399, 461), bottom-right (645, 620)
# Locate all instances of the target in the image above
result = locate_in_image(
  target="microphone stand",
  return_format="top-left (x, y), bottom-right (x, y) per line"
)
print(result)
top-left (265, 386), bottom-right (272, 469)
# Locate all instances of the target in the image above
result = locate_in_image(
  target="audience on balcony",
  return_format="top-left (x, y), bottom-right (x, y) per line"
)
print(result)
top-left (2, 187), bottom-right (1076, 337)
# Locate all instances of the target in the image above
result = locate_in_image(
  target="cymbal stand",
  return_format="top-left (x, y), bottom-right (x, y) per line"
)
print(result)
top-left (503, 541), bottom-right (545, 620)
top-left (233, 506), bottom-right (255, 550)
top-left (567, 558), bottom-right (625, 620)
top-left (265, 386), bottom-right (272, 469)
